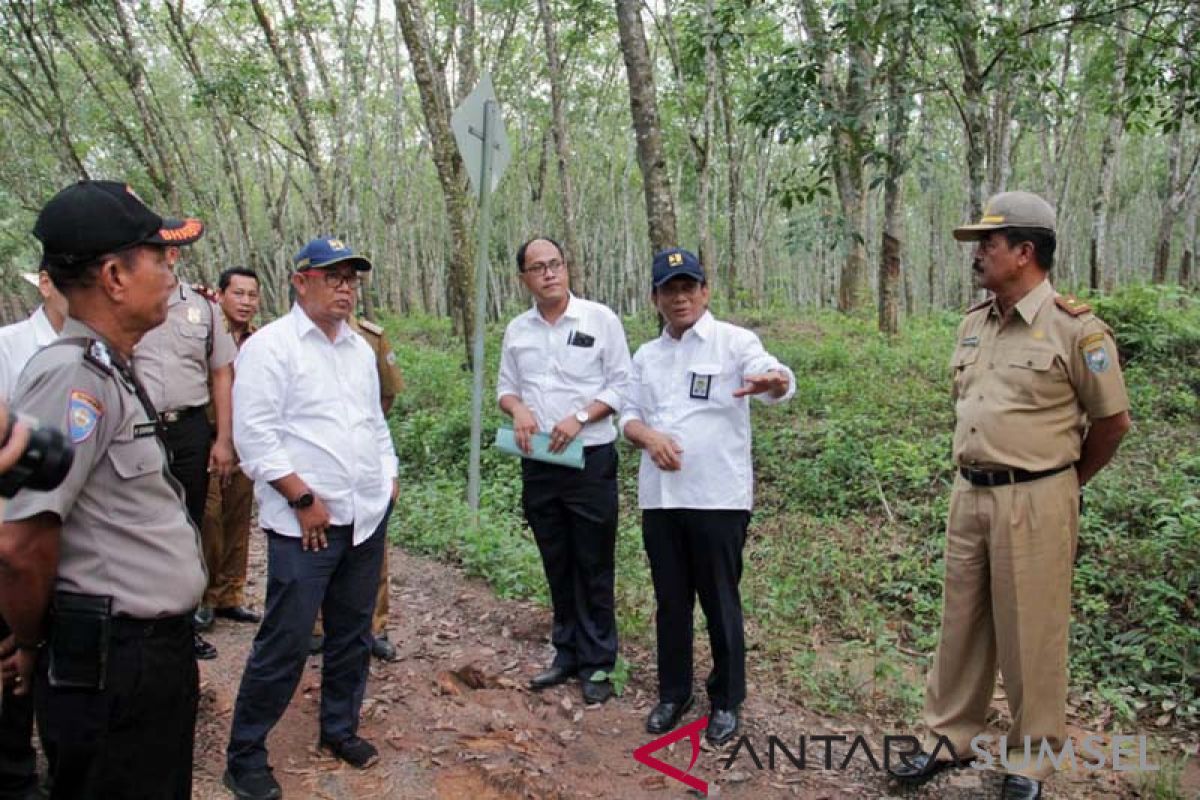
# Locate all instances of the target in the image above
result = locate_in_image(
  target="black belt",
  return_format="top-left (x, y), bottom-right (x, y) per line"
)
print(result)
top-left (583, 442), bottom-right (615, 455)
top-left (110, 614), bottom-right (191, 639)
top-left (158, 405), bottom-right (206, 424)
top-left (958, 463), bottom-right (1072, 487)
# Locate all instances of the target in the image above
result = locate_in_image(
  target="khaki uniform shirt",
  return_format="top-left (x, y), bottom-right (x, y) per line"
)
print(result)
top-left (4, 318), bottom-right (206, 617)
top-left (951, 280), bottom-right (1130, 471)
top-left (349, 316), bottom-right (403, 405)
top-left (134, 282), bottom-right (237, 412)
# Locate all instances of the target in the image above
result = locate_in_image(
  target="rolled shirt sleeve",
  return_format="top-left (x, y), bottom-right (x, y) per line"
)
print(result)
top-left (736, 330), bottom-right (796, 406)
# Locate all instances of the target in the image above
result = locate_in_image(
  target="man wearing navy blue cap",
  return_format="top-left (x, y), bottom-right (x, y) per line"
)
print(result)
top-left (224, 237), bottom-right (399, 800)
top-left (621, 247), bottom-right (795, 745)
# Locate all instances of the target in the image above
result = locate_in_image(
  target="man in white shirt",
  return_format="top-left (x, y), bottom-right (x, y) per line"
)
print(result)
top-left (621, 248), bottom-right (795, 746)
top-left (497, 236), bottom-right (632, 705)
top-left (225, 237), bottom-right (399, 800)
top-left (0, 271), bottom-right (67, 401)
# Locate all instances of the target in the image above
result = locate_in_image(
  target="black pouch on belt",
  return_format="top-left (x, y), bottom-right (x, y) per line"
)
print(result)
top-left (48, 591), bottom-right (112, 691)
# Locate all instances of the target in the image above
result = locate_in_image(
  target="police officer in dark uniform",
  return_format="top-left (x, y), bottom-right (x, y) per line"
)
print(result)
top-left (0, 180), bottom-right (208, 799)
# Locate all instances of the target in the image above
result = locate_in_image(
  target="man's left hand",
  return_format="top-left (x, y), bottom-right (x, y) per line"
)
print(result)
top-left (733, 371), bottom-right (789, 399)
top-left (0, 635), bottom-right (36, 697)
top-left (209, 437), bottom-right (238, 486)
top-left (549, 415), bottom-right (584, 454)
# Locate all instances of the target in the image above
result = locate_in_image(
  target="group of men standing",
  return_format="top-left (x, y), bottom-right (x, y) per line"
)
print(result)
top-left (0, 180), bottom-right (1131, 800)
top-left (498, 237), bottom-right (795, 747)
top-left (0, 182), bottom-right (405, 800)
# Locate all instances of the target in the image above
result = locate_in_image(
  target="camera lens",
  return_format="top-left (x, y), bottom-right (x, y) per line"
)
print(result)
top-left (0, 417), bottom-right (75, 499)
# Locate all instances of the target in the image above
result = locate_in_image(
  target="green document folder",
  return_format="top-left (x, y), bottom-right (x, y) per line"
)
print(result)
top-left (494, 426), bottom-right (585, 470)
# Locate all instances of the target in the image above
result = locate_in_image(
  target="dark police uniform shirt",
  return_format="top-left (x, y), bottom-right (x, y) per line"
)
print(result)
top-left (4, 318), bottom-right (206, 618)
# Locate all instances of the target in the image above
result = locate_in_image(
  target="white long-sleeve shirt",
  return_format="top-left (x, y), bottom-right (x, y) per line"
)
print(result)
top-left (620, 311), bottom-right (795, 510)
top-left (497, 294), bottom-right (632, 447)
top-left (233, 304), bottom-right (399, 545)
top-left (0, 306), bottom-right (58, 401)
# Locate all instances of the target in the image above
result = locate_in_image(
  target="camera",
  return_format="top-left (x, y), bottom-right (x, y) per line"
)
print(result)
top-left (0, 413), bottom-right (74, 499)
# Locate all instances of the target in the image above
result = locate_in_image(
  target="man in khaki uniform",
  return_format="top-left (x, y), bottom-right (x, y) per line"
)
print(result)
top-left (135, 269), bottom-right (238, 660)
top-left (311, 314), bottom-right (403, 662)
top-left (199, 268), bottom-right (262, 627)
top-left (0, 179), bottom-right (208, 798)
top-left (891, 192), bottom-right (1131, 800)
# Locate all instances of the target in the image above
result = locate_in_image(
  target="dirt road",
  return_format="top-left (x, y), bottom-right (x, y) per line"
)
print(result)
top-left (190, 534), bottom-right (1157, 799)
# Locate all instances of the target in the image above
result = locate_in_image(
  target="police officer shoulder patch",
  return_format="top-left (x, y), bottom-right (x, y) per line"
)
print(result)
top-left (1080, 332), bottom-right (1111, 373)
top-left (69, 390), bottom-right (104, 443)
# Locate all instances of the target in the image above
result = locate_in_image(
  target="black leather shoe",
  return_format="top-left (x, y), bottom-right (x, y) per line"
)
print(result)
top-left (194, 632), bottom-right (218, 660)
top-left (646, 695), bottom-right (695, 734)
top-left (215, 605), bottom-right (262, 623)
top-left (193, 606), bottom-right (214, 631)
top-left (371, 634), bottom-right (399, 662)
top-left (319, 735), bottom-right (379, 769)
top-left (889, 751), bottom-right (970, 785)
top-left (705, 707), bottom-right (739, 746)
top-left (1001, 775), bottom-right (1042, 800)
top-left (529, 665), bottom-right (572, 691)
top-left (222, 767), bottom-right (281, 800)
top-left (581, 677), bottom-right (613, 705)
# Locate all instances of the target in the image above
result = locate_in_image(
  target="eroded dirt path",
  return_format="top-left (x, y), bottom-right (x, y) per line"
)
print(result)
top-left (190, 532), bottom-right (1160, 799)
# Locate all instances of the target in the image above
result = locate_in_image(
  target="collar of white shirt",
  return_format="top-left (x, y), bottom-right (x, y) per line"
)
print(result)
top-left (660, 309), bottom-right (715, 343)
top-left (291, 302), bottom-right (355, 345)
top-left (527, 293), bottom-right (584, 326)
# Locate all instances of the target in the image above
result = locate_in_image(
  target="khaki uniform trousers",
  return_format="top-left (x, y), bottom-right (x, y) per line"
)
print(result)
top-left (314, 547), bottom-right (390, 638)
top-left (923, 468), bottom-right (1079, 781)
top-left (202, 469), bottom-right (255, 609)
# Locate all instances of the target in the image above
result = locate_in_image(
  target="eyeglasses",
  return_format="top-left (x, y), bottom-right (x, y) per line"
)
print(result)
top-left (304, 269), bottom-right (360, 289)
top-left (522, 259), bottom-right (566, 277)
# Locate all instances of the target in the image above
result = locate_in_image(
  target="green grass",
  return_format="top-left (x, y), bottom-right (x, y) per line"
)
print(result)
top-left (383, 286), bottom-right (1200, 732)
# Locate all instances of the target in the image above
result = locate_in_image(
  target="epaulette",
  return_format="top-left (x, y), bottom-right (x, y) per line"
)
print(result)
top-left (357, 319), bottom-right (384, 336)
top-left (82, 339), bottom-right (116, 377)
top-left (966, 296), bottom-right (992, 313)
top-left (191, 283), bottom-right (219, 303)
top-left (1054, 295), bottom-right (1091, 316)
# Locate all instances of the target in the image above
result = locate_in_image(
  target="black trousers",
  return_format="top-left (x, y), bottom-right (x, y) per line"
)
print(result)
top-left (35, 616), bottom-right (198, 800)
top-left (0, 616), bottom-right (36, 800)
top-left (227, 515), bottom-right (387, 774)
top-left (159, 408), bottom-right (212, 530)
top-left (521, 443), bottom-right (618, 678)
top-left (642, 509), bottom-right (751, 710)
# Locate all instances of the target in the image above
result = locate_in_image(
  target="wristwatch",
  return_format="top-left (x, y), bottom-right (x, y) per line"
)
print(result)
top-left (288, 491), bottom-right (315, 509)
top-left (574, 409), bottom-right (589, 425)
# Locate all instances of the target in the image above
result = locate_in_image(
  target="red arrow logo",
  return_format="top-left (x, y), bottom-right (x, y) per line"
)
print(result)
top-left (632, 716), bottom-right (709, 795)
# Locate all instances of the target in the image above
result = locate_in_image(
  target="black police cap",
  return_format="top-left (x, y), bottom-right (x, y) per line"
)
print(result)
top-left (34, 180), bottom-right (204, 267)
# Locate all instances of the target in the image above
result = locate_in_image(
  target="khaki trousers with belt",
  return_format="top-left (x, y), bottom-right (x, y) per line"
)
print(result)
top-left (923, 468), bottom-right (1079, 780)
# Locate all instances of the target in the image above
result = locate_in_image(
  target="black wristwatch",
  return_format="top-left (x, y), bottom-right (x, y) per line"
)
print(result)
top-left (288, 491), bottom-right (315, 509)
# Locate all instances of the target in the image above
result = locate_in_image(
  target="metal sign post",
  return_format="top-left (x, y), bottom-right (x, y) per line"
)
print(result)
top-left (452, 73), bottom-right (510, 517)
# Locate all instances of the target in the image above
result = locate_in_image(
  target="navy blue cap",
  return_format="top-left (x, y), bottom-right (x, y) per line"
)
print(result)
top-left (293, 237), bottom-right (372, 272)
top-left (652, 247), bottom-right (705, 287)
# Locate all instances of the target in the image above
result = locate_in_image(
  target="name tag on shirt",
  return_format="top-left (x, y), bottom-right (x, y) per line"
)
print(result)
top-left (567, 330), bottom-right (595, 348)
top-left (133, 422), bottom-right (158, 438)
top-left (689, 363), bottom-right (720, 400)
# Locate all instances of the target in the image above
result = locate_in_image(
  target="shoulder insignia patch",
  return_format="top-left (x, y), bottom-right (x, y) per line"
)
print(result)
top-left (385, 350), bottom-right (397, 365)
top-left (69, 390), bottom-right (104, 443)
top-left (358, 319), bottom-right (384, 336)
top-left (967, 296), bottom-right (992, 313)
top-left (1054, 295), bottom-right (1091, 316)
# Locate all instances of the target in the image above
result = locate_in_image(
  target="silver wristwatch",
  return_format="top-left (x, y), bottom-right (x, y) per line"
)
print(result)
top-left (574, 409), bottom-right (589, 425)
